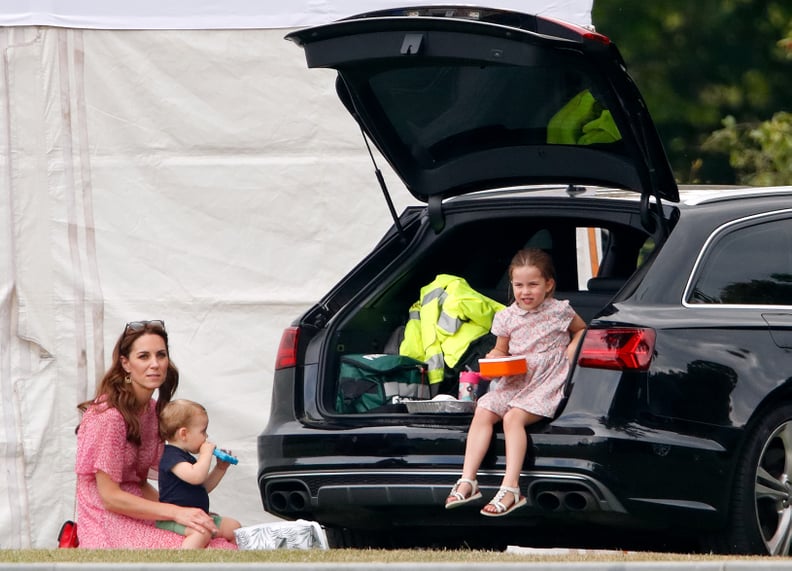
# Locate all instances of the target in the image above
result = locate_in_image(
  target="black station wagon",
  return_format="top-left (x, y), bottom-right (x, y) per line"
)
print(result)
top-left (257, 6), bottom-right (792, 554)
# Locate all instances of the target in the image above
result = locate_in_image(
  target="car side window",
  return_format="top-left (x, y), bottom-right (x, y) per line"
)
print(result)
top-left (689, 218), bottom-right (792, 305)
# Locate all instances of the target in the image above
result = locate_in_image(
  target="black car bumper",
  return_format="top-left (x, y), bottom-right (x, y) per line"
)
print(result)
top-left (257, 420), bottom-right (733, 532)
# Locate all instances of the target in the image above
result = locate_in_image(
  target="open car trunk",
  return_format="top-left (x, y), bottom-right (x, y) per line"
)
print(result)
top-left (314, 192), bottom-right (660, 418)
top-left (285, 6), bottom-right (678, 423)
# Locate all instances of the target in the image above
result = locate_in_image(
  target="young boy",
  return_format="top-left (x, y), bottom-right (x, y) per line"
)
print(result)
top-left (156, 399), bottom-right (241, 548)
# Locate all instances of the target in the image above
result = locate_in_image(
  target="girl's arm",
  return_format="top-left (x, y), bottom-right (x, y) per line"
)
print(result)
top-left (170, 441), bottom-right (215, 486)
top-left (95, 471), bottom-right (218, 535)
top-left (566, 314), bottom-right (587, 361)
top-left (485, 335), bottom-right (510, 358)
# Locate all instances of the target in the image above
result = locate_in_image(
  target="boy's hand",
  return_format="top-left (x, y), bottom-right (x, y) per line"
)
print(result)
top-left (199, 441), bottom-right (216, 457)
top-left (213, 449), bottom-right (236, 469)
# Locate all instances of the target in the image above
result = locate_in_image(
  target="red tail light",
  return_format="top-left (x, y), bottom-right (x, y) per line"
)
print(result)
top-left (540, 16), bottom-right (612, 46)
top-left (577, 328), bottom-right (656, 371)
top-left (275, 326), bottom-right (299, 370)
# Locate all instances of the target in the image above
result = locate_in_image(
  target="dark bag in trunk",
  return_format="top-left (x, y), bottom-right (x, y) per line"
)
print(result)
top-left (336, 354), bottom-right (428, 413)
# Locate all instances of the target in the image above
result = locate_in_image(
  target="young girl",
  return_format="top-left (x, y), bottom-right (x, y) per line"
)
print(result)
top-left (157, 399), bottom-right (241, 548)
top-left (445, 248), bottom-right (587, 516)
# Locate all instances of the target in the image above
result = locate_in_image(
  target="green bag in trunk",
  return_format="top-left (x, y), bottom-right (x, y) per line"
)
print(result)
top-left (336, 353), bottom-right (428, 413)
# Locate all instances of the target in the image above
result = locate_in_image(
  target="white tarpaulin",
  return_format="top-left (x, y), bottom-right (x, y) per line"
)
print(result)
top-left (0, 0), bottom-right (591, 548)
top-left (1, 1), bottom-right (592, 29)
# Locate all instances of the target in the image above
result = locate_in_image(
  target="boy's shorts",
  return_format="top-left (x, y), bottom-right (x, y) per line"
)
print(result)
top-left (156, 514), bottom-right (223, 536)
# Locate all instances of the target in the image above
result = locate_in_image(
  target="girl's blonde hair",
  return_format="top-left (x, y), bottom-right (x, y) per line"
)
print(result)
top-left (159, 399), bottom-right (208, 441)
top-left (509, 248), bottom-right (557, 296)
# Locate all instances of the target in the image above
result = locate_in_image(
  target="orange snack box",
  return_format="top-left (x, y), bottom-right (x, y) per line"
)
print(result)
top-left (478, 355), bottom-right (528, 378)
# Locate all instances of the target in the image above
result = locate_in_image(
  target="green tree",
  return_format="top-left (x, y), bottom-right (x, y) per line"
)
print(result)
top-left (592, 1), bottom-right (792, 184)
top-left (704, 112), bottom-right (792, 185)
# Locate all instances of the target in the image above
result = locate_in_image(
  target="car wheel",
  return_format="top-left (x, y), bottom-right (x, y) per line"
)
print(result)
top-left (324, 526), bottom-right (363, 548)
top-left (721, 404), bottom-right (792, 555)
top-left (324, 526), bottom-right (390, 549)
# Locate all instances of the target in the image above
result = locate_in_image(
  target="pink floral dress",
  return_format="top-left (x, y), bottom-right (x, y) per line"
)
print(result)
top-left (477, 297), bottom-right (575, 418)
top-left (75, 398), bottom-right (236, 549)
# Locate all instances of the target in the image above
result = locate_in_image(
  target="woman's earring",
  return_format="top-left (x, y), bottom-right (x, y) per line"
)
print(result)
top-left (124, 375), bottom-right (132, 384)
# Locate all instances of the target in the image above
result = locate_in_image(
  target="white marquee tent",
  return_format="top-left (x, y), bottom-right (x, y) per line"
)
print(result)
top-left (0, 0), bottom-right (591, 548)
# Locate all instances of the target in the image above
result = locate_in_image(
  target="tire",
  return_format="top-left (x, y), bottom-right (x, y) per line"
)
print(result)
top-left (717, 403), bottom-right (792, 554)
top-left (324, 526), bottom-right (392, 549)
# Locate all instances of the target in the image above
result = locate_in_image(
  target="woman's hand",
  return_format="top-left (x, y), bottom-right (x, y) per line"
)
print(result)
top-left (95, 471), bottom-right (217, 537)
top-left (173, 505), bottom-right (219, 537)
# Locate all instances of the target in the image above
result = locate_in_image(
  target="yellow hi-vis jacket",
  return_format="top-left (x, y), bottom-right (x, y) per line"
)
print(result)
top-left (546, 89), bottom-right (622, 146)
top-left (399, 274), bottom-right (505, 385)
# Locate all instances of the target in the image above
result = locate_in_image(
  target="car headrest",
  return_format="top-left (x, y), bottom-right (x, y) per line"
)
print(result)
top-left (586, 277), bottom-right (626, 293)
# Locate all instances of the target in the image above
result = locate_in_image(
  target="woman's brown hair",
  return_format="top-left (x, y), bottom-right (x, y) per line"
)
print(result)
top-left (77, 321), bottom-right (179, 445)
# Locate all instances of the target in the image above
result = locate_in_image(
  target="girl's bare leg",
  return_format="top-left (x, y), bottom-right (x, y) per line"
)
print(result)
top-left (502, 408), bottom-right (542, 487)
top-left (481, 407), bottom-right (542, 513)
top-left (449, 407), bottom-right (501, 500)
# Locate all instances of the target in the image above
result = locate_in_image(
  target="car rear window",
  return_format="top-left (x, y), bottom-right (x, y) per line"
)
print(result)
top-left (365, 63), bottom-right (623, 168)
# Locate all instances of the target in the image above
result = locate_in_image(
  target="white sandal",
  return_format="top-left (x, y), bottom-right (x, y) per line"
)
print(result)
top-left (445, 478), bottom-right (482, 509)
top-left (480, 485), bottom-right (526, 517)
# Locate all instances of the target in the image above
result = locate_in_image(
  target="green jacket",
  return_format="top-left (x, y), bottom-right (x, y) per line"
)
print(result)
top-left (400, 274), bottom-right (504, 385)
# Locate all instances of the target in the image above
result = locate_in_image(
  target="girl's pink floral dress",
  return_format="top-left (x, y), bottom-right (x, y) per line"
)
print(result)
top-left (75, 398), bottom-right (236, 549)
top-left (477, 297), bottom-right (575, 418)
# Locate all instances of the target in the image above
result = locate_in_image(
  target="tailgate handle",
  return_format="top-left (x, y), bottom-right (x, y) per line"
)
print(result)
top-left (401, 33), bottom-right (424, 55)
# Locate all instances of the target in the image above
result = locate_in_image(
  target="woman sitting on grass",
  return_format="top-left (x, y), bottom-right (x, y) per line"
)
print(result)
top-left (74, 320), bottom-right (236, 549)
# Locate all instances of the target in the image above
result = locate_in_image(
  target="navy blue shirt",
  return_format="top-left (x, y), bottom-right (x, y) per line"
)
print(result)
top-left (158, 444), bottom-right (210, 513)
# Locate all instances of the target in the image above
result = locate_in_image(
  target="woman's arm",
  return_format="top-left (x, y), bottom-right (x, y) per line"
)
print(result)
top-left (566, 314), bottom-right (587, 361)
top-left (141, 480), bottom-right (159, 502)
top-left (95, 471), bottom-right (218, 535)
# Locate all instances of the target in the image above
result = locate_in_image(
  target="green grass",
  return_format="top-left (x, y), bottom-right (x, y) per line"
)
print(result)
top-left (0, 549), bottom-right (778, 564)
